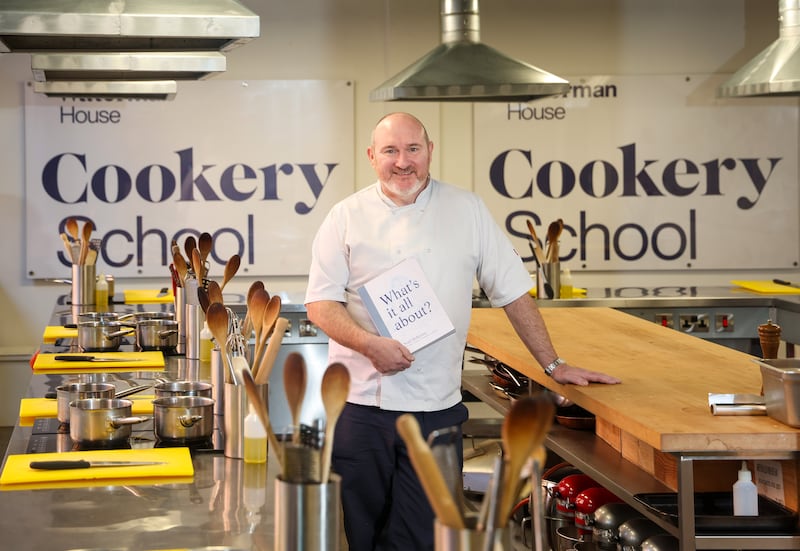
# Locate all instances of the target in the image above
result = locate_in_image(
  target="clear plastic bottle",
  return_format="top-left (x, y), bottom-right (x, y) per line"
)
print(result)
top-left (243, 404), bottom-right (267, 464)
top-left (560, 267), bottom-right (574, 299)
top-left (94, 273), bottom-right (109, 309)
top-left (733, 460), bottom-right (758, 516)
top-left (199, 321), bottom-right (214, 363)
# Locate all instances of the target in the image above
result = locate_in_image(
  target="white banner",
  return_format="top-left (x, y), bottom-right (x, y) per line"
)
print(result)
top-left (24, 80), bottom-right (354, 279)
top-left (474, 74), bottom-right (799, 271)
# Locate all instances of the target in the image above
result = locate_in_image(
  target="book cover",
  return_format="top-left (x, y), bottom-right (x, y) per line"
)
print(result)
top-left (357, 257), bottom-right (455, 353)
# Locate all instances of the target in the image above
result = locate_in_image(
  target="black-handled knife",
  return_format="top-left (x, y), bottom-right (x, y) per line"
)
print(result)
top-left (773, 278), bottom-right (800, 288)
top-left (29, 460), bottom-right (166, 470)
top-left (54, 355), bottom-right (145, 362)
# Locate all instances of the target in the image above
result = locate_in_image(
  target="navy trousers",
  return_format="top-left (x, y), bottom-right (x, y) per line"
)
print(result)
top-left (331, 402), bottom-right (469, 551)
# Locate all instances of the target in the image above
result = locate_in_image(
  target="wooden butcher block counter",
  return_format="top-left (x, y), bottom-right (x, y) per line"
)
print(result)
top-left (467, 307), bottom-right (800, 500)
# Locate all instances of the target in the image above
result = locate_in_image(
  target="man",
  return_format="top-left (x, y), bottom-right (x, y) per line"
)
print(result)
top-left (305, 112), bottom-right (621, 550)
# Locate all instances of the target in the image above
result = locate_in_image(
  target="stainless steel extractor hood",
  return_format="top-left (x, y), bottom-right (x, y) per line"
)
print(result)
top-left (31, 52), bottom-right (226, 81)
top-left (369, 0), bottom-right (569, 102)
top-left (32, 80), bottom-right (177, 100)
top-left (719, 0), bottom-right (800, 97)
top-left (0, 0), bottom-right (259, 54)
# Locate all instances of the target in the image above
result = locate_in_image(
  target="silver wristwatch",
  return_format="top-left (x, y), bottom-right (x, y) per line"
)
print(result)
top-left (544, 357), bottom-right (566, 376)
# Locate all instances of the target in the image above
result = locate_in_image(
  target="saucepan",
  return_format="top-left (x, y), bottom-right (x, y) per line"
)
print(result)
top-left (55, 382), bottom-right (115, 424)
top-left (69, 398), bottom-right (150, 446)
top-left (135, 319), bottom-right (179, 352)
top-left (77, 320), bottom-right (135, 352)
top-left (152, 396), bottom-right (215, 442)
top-left (154, 380), bottom-right (212, 398)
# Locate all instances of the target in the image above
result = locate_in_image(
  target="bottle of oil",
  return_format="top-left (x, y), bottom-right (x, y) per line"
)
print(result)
top-left (94, 274), bottom-right (109, 310)
top-left (243, 404), bottom-right (267, 464)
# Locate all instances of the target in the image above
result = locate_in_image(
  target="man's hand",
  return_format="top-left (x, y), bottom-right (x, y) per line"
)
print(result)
top-left (364, 335), bottom-right (415, 374)
top-left (550, 362), bottom-right (621, 386)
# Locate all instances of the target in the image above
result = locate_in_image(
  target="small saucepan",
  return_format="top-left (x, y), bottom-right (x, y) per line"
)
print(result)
top-left (154, 380), bottom-right (212, 399)
top-left (152, 396), bottom-right (215, 442)
top-left (69, 398), bottom-right (150, 446)
top-left (136, 319), bottom-right (179, 352)
top-left (55, 382), bottom-right (115, 424)
top-left (77, 320), bottom-right (135, 352)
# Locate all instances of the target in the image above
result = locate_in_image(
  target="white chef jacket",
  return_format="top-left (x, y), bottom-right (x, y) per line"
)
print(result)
top-left (305, 179), bottom-right (533, 411)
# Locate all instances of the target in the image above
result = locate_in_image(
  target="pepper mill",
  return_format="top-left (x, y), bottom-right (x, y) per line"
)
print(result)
top-left (758, 319), bottom-right (781, 360)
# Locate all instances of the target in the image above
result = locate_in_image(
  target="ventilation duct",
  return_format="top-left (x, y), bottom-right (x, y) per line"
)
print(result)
top-left (32, 80), bottom-right (177, 100)
top-left (370, 0), bottom-right (569, 102)
top-left (0, 0), bottom-right (259, 54)
top-left (719, 0), bottom-right (800, 97)
top-left (31, 52), bottom-right (226, 82)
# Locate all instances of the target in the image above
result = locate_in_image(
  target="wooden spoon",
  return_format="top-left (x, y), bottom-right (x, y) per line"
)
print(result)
top-left (78, 220), bottom-right (92, 264)
top-left (221, 254), bottom-right (240, 291)
top-left (184, 235), bottom-right (197, 267)
top-left (525, 219), bottom-right (546, 267)
top-left (241, 366), bottom-right (282, 469)
top-left (396, 414), bottom-right (465, 529)
top-left (197, 286), bottom-right (210, 314)
top-left (262, 295), bottom-right (281, 339)
top-left (206, 302), bottom-right (235, 383)
top-left (198, 232), bottom-right (213, 265)
top-left (320, 362), bottom-right (350, 483)
top-left (60, 233), bottom-right (74, 263)
top-left (498, 394), bottom-right (555, 526)
top-left (65, 218), bottom-right (79, 242)
top-left (242, 281), bottom-right (265, 334)
top-left (255, 316), bottom-right (289, 384)
top-left (172, 251), bottom-right (188, 286)
top-left (253, 294), bottom-right (281, 371)
top-left (207, 280), bottom-right (223, 306)
top-left (544, 219), bottom-right (564, 264)
top-left (191, 247), bottom-right (204, 281)
top-left (283, 352), bottom-right (307, 444)
top-left (247, 289), bottom-right (270, 367)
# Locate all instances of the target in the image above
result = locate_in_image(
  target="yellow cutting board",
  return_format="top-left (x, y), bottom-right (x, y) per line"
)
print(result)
top-left (18, 395), bottom-right (155, 426)
top-left (0, 447), bottom-right (193, 490)
top-left (42, 325), bottom-right (78, 343)
top-left (730, 280), bottom-right (800, 294)
top-left (124, 288), bottom-right (175, 304)
top-left (32, 351), bottom-right (165, 372)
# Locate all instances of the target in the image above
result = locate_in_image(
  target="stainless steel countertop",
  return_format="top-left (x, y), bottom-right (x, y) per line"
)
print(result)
top-left (477, 285), bottom-right (800, 311)
top-left (0, 357), bottom-right (283, 551)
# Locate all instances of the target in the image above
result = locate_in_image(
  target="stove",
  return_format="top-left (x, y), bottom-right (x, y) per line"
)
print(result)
top-left (25, 416), bottom-right (224, 454)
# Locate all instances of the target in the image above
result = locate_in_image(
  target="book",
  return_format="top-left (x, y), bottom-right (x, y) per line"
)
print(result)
top-left (357, 257), bottom-right (456, 353)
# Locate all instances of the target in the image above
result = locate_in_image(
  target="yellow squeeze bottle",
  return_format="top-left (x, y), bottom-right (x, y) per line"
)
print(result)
top-left (243, 404), bottom-right (267, 464)
top-left (95, 274), bottom-right (109, 308)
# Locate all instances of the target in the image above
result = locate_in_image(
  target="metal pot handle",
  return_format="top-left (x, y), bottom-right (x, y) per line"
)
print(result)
top-left (110, 416), bottom-right (150, 428)
top-left (158, 329), bottom-right (179, 340)
top-left (106, 328), bottom-right (135, 338)
top-left (179, 414), bottom-right (203, 428)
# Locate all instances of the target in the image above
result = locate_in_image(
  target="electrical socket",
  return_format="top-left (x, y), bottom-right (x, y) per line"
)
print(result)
top-left (715, 313), bottom-right (734, 332)
top-left (679, 313), bottom-right (710, 333)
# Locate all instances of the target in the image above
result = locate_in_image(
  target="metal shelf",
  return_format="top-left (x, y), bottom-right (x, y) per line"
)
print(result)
top-left (461, 373), bottom-right (800, 550)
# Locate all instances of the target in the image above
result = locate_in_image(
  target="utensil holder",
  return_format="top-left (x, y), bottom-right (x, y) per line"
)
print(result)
top-left (185, 303), bottom-right (203, 360)
top-left (175, 286), bottom-right (186, 353)
top-left (537, 262), bottom-right (560, 299)
top-left (434, 516), bottom-right (510, 551)
top-left (223, 381), bottom-right (267, 459)
top-left (71, 264), bottom-right (96, 305)
top-left (274, 474), bottom-right (341, 551)
top-left (211, 348), bottom-right (224, 416)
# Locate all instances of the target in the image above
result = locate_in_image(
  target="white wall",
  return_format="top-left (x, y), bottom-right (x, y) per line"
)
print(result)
top-left (0, 0), bottom-right (792, 349)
